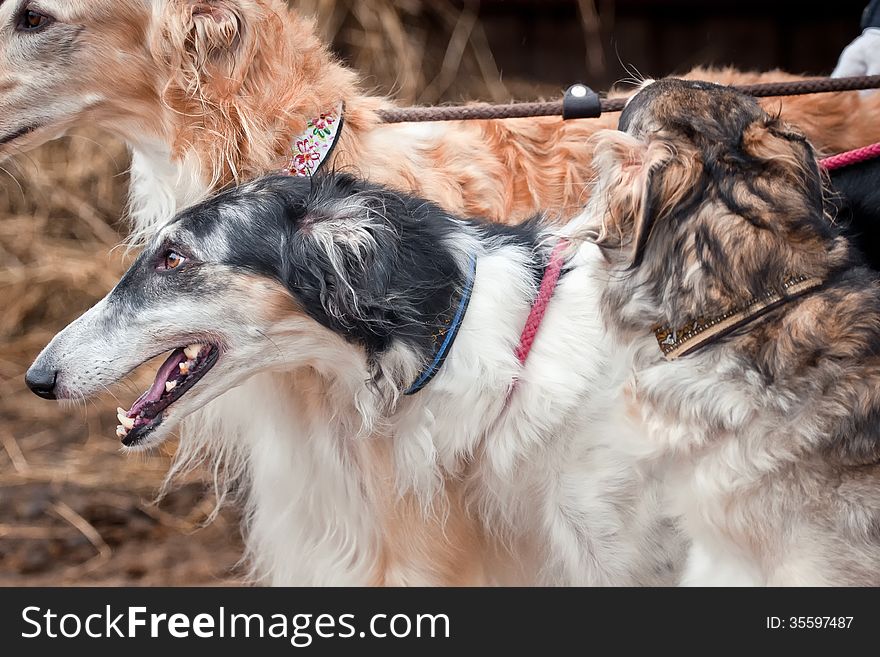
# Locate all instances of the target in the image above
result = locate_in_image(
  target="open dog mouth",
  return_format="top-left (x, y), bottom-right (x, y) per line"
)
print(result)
top-left (116, 343), bottom-right (219, 447)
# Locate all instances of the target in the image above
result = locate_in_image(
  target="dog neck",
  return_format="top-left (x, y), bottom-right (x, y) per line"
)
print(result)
top-left (276, 232), bottom-right (562, 501)
top-left (613, 266), bottom-right (878, 455)
top-left (653, 275), bottom-right (826, 360)
top-left (382, 237), bottom-right (594, 501)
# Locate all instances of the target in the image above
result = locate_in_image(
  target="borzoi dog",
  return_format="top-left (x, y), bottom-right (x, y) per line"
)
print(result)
top-left (26, 174), bottom-right (684, 585)
top-left (585, 78), bottom-right (880, 586)
top-left (4, 0), bottom-right (879, 584)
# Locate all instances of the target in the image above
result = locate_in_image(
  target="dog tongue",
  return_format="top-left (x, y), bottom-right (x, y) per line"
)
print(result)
top-left (127, 349), bottom-right (187, 418)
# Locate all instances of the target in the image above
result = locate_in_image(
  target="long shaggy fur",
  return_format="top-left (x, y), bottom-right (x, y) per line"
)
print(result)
top-left (585, 78), bottom-right (880, 586)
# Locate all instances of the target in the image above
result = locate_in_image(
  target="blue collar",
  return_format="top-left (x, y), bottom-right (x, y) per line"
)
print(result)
top-left (404, 256), bottom-right (478, 396)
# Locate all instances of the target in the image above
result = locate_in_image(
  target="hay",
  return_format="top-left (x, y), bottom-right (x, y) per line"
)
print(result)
top-left (300, 0), bottom-right (512, 103)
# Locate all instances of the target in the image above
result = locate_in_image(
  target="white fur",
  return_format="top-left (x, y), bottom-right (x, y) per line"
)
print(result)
top-left (127, 143), bottom-right (211, 245)
top-left (204, 239), bottom-right (677, 585)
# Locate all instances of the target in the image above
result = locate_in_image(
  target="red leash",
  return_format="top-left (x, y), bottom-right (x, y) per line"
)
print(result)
top-left (820, 142), bottom-right (880, 171)
top-left (492, 238), bottom-right (569, 415)
top-left (514, 239), bottom-right (570, 365)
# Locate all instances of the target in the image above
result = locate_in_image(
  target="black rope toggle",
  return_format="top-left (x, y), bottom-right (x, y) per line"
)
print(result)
top-left (562, 84), bottom-right (602, 120)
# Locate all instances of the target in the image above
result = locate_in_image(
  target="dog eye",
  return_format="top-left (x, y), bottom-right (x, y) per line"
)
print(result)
top-left (160, 250), bottom-right (187, 271)
top-left (16, 10), bottom-right (54, 31)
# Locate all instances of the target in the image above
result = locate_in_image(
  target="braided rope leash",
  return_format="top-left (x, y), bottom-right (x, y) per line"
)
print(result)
top-left (820, 142), bottom-right (880, 171)
top-left (514, 240), bottom-right (570, 366)
top-left (377, 74), bottom-right (880, 123)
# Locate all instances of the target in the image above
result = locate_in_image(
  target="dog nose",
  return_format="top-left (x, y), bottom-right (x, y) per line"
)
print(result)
top-left (25, 365), bottom-right (59, 400)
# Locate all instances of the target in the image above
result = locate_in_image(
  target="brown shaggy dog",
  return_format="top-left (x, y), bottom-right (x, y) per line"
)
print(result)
top-left (2, 0), bottom-right (879, 585)
top-left (586, 78), bottom-right (880, 586)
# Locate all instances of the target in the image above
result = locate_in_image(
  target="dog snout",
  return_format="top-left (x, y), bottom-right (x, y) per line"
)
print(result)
top-left (25, 361), bottom-right (60, 400)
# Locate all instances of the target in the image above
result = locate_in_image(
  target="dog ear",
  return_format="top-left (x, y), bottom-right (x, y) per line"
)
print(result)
top-left (743, 119), bottom-right (811, 173)
top-left (188, 1), bottom-right (249, 85)
top-left (591, 130), bottom-right (679, 267)
top-left (743, 118), bottom-right (826, 203)
top-left (282, 185), bottom-right (400, 350)
top-left (190, 2), bottom-right (242, 49)
top-left (159, 1), bottom-right (257, 98)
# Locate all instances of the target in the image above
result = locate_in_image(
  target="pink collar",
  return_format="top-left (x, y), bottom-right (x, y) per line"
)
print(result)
top-left (284, 102), bottom-right (345, 177)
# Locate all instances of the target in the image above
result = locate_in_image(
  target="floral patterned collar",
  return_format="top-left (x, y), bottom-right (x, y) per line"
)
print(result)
top-left (284, 102), bottom-right (345, 177)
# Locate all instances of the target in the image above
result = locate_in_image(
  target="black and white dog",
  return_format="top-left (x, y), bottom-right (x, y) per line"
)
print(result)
top-left (26, 174), bottom-right (683, 586)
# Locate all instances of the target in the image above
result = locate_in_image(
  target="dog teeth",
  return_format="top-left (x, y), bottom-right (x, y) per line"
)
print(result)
top-left (117, 409), bottom-right (135, 430)
top-left (179, 362), bottom-right (191, 376)
top-left (184, 344), bottom-right (204, 360)
top-left (165, 380), bottom-right (178, 393)
top-left (116, 426), bottom-right (128, 438)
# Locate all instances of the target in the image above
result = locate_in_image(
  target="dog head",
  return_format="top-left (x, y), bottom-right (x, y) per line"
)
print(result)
top-left (0, 0), bottom-right (159, 155)
top-left (587, 78), bottom-right (851, 334)
top-left (0, 1), bottom-right (344, 182)
top-left (26, 173), bottom-right (471, 449)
